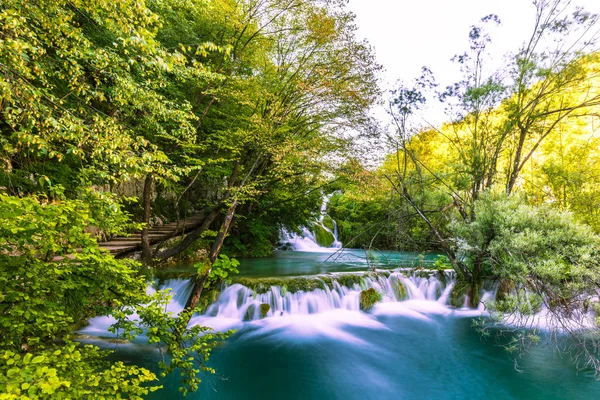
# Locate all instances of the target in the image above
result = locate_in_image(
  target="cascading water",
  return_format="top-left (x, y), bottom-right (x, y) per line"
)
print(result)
top-left (81, 270), bottom-right (488, 337)
top-left (200, 272), bottom-right (454, 321)
top-left (279, 192), bottom-right (342, 251)
top-left (279, 227), bottom-right (329, 252)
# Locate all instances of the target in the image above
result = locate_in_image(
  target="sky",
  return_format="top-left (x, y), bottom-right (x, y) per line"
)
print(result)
top-left (347, 0), bottom-right (600, 127)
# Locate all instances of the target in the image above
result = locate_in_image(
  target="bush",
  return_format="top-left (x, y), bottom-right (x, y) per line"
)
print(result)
top-left (453, 193), bottom-right (600, 371)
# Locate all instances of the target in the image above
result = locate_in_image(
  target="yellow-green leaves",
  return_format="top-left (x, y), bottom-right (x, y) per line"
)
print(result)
top-left (0, 342), bottom-right (159, 399)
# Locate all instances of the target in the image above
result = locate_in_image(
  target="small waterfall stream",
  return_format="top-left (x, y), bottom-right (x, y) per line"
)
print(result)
top-left (279, 192), bottom-right (342, 251)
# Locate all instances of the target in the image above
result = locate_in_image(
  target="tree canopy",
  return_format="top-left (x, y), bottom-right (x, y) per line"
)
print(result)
top-left (0, 0), bottom-right (380, 397)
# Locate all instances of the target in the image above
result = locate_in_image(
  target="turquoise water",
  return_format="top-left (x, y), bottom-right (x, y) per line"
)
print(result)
top-left (153, 249), bottom-right (439, 281)
top-left (97, 251), bottom-right (599, 399)
top-left (235, 249), bottom-right (440, 277)
top-left (110, 311), bottom-right (600, 400)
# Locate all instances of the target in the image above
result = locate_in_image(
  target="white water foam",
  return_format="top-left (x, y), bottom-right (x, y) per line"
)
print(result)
top-left (80, 268), bottom-right (598, 347)
top-left (79, 278), bottom-right (195, 337)
top-left (192, 272), bottom-right (469, 325)
top-left (79, 270), bottom-right (506, 346)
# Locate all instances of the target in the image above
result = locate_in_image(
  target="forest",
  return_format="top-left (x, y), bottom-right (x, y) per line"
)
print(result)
top-left (1, 0), bottom-right (600, 399)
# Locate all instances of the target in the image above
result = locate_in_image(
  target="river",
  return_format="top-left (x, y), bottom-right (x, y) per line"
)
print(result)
top-left (80, 249), bottom-right (600, 399)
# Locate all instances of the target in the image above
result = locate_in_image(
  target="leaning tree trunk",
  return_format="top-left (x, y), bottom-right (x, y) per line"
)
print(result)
top-left (386, 176), bottom-right (473, 282)
top-left (183, 200), bottom-right (238, 312)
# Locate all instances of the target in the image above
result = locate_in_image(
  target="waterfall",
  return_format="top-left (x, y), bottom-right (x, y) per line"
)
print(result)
top-left (279, 192), bottom-right (342, 251)
top-left (279, 227), bottom-right (329, 252)
top-left (80, 270), bottom-right (500, 338)
top-left (193, 271), bottom-right (483, 322)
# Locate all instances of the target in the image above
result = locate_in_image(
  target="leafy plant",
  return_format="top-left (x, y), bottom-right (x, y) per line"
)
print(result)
top-left (201, 254), bottom-right (240, 288)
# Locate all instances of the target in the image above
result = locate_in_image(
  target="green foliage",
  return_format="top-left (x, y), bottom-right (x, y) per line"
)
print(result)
top-left (0, 194), bottom-right (145, 348)
top-left (79, 189), bottom-right (141, 239)
top-left (0, 194), bottom-right (230, 397)
top-left (0, 194), bottom-right (163, 395)
top-left (328, 191), bottom-right (392, 248)
top-left (0, 0), bottom-right (205, 189)
top-left (225, 216), bottom-right (283, 258)
top-left (359, 288), bottom-right (382, 311)
top-left (112, 291), bottom-right (233, 396)
top-left (454, 194), bottom-right (600, 367)
top-left (452, 193), bottom-right (600, 284)
top-left (0, 342), bottom-right (159, 399)
top-left (432, 255), bottom-right (452, 271)
top-left (202, 254), bottom-right (240, 288)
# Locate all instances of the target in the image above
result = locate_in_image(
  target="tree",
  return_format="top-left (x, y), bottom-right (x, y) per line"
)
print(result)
top-left (151, 0), bottom-right (381, 314)
top-left (383, 0), bottom-right (600, 281)
top-left (0, 0), bottom-right (235, 396)
top-left (502, 0), bottom-right (600, 193)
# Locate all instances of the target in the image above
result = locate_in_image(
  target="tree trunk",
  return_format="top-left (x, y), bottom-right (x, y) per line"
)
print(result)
top-left (209, 200), bottom-right (238, 263)
top-left (183, 201), bottom-right (238, 312)
top-left (507, 128), bottom-right (527, 194)
top-left (184, 273), bottom-right (209, 310)
top-left (141, 174), bottom-right (154, 264)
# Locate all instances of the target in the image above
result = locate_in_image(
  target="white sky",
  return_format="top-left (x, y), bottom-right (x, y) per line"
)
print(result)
top-left (347, 0), bottom-right (600, 127)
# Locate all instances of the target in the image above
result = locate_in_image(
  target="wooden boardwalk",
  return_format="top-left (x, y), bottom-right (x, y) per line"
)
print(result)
top-left (97, 214), bottom-right (206, 256)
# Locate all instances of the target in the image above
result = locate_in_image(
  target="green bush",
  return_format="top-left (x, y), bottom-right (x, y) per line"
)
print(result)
top-left (0, 195), bottom-right (230, 397)
top-left (453, 194), bottom-right (600, 365)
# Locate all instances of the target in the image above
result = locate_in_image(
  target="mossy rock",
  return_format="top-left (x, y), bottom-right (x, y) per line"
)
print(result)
top-left (322, 215), bottom-right (335, 231)
top-left (259, 303), bottom-right (270, 318)
top-left (233, 273), bottom-right (375, 295)
top-left (392, 280), bottom-right (407, 300)
top-left (244, 304), bottom-right (256, 321)
top-left (334, 274), bottom-right (364, 289)
top-left (233, 276), bottom-right (328, 294)
top-left (313, 223), bottom-right (335, 247)
top-left (359, 288), bottom-right (382, 311)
